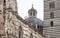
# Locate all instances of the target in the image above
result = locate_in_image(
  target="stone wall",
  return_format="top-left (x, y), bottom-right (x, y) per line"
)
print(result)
top-left (44, 0), bottom-right (60, 38)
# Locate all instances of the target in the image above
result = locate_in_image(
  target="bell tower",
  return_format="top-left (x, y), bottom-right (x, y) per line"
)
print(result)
top-left (28, 4), bottom-right (37, 18)
top-left (44, 0), bottom-right (60, 38)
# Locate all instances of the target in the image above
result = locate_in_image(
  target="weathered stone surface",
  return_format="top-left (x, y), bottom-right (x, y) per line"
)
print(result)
top-left (44, 0), bottom-right (60, 38)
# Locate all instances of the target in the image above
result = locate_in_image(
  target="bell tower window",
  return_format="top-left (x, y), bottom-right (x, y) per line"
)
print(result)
top-left (30, 12), bottom-right (32, 16)
top-left (33, 12), bottom-right (36, 16)
top-left (50, 12), bottom-right (54, 18)
top-left (50, 21), bottom-right (53, 27)
top-left (49, 2), bottom-right (55, 9)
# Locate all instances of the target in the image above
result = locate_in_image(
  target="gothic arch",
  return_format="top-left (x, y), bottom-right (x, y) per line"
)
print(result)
top-left (19, 26), bottom-right (23, 38)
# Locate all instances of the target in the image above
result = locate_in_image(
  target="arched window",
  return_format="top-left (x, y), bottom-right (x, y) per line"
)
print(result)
top-left (30, 33), bottom-right (33, 38)
top-left (30, 12), bottom-right (32, 16)
top-left (51, 21), bottom-right (53, 27)
top-left (19, 26), bottom-right (23, 38)
top-left (33, 12), bottom-right (36, 16)
top-left (49, 2), bottom-right (55, 9)
top-left (50, 12), bottom-right (54, 18)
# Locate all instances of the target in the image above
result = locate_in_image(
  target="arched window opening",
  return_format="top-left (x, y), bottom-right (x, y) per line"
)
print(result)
top-left (33, 12), bottom-right (35, 16)
top-left (50, 12), bottom-right (54, 18)
top-left (30, 12), bottom-right (32, 16)
top-left (49, 2), bottom-right (55, 9)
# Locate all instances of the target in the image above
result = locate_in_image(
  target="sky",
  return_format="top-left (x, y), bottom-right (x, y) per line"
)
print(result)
top-left (17, 0), bottom-right (44, 21)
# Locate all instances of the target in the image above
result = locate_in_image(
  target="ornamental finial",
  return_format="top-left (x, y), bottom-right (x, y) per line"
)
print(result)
top-left (32, 3), bottom-right (33, 8)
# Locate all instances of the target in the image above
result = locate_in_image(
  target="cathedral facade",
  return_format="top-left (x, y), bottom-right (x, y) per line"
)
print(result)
top-left (44, 0), bottom-right (60, 38)
top-left (0, 0), bottom-right (44, 38)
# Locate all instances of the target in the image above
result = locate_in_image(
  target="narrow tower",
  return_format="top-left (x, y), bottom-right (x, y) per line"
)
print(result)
top-left (44, 0), bottom-right (60, 38)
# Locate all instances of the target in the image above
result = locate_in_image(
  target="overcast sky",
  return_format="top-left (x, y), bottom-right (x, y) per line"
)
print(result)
top-left (17, 0), bottom-right (43, 21)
